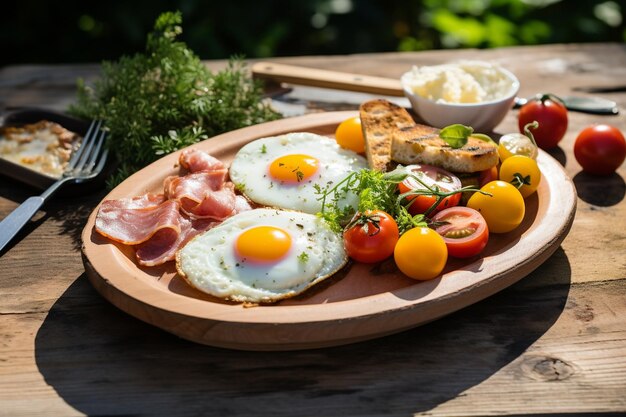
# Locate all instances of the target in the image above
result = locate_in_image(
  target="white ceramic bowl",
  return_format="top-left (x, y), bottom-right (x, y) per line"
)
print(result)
top-left (401, 66), bottom-right (520, 133)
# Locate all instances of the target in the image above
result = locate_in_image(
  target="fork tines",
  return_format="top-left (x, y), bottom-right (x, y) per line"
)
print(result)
top-left (67, 120), bottom-right (108, 178)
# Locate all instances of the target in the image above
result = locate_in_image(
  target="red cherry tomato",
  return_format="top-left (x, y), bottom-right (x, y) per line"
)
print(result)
top-left (518, 94), bottom-right (568, 150)
top-left (343, 210), bottom-right (399, 263)
top-left (574, 124), bottom-right (626, 176)
top-left (398, 164), bottom-right (462, 216)
top-left (432, 207), bottom-right (489, 258)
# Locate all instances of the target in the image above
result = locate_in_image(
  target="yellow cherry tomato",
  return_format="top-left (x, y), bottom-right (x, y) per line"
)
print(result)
top-left (499, 155), bottom-right (541, 198)
top-left (335, 116), bottom-right (365, 153)
top-left (394, 227), bottom-right (448, 280)
top-left (467, 180), bottom-right (525, 233)
top-left (498, 133), bottom-right (538, 161)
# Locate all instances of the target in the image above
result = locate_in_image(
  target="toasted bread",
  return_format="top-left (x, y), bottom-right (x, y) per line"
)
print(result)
top-left (359, 99), bottom-right (415, 172)
top-left (391, 125), bottom-right (499, 173)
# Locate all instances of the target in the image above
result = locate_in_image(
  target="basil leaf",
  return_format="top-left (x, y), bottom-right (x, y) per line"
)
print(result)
top-left (439, 124), bottom-right (473, 148)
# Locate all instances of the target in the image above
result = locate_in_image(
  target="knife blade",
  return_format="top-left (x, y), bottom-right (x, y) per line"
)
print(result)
top-left (513, 96), bottom-right (618, 115)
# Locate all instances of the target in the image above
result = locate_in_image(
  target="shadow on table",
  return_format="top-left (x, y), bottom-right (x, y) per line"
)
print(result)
top-left (35, 249), bottom-right (571, 417)
top-left (573, 171), bottom-right (625, 207)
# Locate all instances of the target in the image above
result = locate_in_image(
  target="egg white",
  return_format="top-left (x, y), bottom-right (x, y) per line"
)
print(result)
top-left (176, 208), bottom-right (347, 303)
top-left (229, 132), bottom-right (367, 214)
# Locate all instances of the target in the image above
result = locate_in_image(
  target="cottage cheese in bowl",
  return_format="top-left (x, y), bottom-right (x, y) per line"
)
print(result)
top-left (400, 60), bottom-right (520, 131)
top-left (402, 61), bottom-right (516, 104)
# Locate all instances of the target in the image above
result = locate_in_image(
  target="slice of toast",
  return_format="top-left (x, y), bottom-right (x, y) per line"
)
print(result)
top-left (391, 125), bottom-right (499, 173)
top-left (359, 99), bottom-right (416, 172)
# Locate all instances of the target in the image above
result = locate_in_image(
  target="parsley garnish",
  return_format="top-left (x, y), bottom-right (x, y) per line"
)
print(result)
top-left (316, 166), bottom-right (489, 234)
top-left (298, 252), bottom-right (309, 263)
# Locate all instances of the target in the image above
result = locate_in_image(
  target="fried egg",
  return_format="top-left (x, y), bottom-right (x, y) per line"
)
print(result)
top-left (176, 208), bottom-right (347, 303)
top-left (229, 132), bottom-right (367, 214)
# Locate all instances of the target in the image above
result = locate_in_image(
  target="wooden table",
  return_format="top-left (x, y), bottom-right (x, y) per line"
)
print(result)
top-left (1, 44), bottom-right (625, 416)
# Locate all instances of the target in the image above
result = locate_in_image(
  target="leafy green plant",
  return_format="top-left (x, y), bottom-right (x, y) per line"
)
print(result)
top-left (69, 11), bottom-right (280, 186)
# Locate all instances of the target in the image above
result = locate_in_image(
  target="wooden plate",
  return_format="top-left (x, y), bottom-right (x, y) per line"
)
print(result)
top-left (81, 111), bottom-right (577, 351)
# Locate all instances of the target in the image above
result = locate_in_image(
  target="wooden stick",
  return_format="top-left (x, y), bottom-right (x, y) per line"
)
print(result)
top-left (251, 61), bottom-right (405, 97)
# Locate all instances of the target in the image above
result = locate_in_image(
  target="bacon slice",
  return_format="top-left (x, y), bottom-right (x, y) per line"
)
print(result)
top-left (95, 199), bottom-right (182, 245)
top-left (98, 193), bottom-right (166, 210)
top-left (179, 149), bottom-right (224, 173)
top-left (164, 171), bottom-right (247, 220)
top-left (164, 170), bottom-right (227, 198)
top-left (94, 150), bottom-right (250, 267)
top-left (135, 217), bottom-right (216, 266)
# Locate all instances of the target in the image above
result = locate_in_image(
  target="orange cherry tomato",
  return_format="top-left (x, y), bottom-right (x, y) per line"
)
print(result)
top-left (335, 116), bottom-right (365, 153)
top-left (393, 226), bottom-right (447, 280)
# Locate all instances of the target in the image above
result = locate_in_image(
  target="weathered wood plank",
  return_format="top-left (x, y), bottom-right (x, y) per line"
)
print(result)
top-left (0, 277), bottom-right (624, 416)
top-left (1, 43), bottom-right (625, 416)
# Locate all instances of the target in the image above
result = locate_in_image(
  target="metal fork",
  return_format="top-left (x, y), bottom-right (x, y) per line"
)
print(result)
top-left (0, 120), bottom-right (108, 252)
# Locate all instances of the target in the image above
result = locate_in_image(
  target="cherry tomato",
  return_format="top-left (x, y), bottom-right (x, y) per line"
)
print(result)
top-left (574, 124), bottom-right (626, 176)
top-left (466, 180), bottom-right (525, 233)
top-left (498, 122), bottom-right (539, 161)
top-left (343, 210), bottom-right (399, 263)
top-left (398, 164), bottom-right (462, 216)
top-left (335, 116), bottom-right (365, 153)
top-left (518, 94), bottom-right (568, 150)
top-left (479, 166), bottom-right (498, 187)
top-left (432, 207), bottom-right (489, 258)
top-left (394, 227), bottom-right (447, 280)
top-left (498, 155), bottom-right (541, 198)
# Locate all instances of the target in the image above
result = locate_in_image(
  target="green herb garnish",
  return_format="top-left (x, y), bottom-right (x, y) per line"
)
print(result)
top-left (298, 252), bottom-right (309, 263)
top-left (316, 167), bottom-right (429, 234)
top-left (438, 124), bottom-right (495, 148)
top-left (439, 124), bottom-right (473, 148)
top-left (69, 11), bottom-right (280, 187)
top-left (316, 166), bottom-right (489, 234)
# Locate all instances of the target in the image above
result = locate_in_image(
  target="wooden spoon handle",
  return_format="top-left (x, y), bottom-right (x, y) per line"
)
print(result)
top-left (251, 61), bottom-right (404, 97)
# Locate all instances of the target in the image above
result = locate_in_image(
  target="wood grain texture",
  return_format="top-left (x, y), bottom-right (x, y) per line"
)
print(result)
top-left (1, 43), bottom-right (625, 416)
top-left (252, 61), bottom-right (405, 96)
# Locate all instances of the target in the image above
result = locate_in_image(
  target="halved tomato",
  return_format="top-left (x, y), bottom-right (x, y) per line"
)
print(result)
top-left (432, 207), bottom-right (489, 258)
top-left (398, 164), bottom-right (462, 216)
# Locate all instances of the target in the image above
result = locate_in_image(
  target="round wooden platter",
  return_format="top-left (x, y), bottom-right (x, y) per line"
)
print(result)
top-left (81, 111), bottom-right (577, 351)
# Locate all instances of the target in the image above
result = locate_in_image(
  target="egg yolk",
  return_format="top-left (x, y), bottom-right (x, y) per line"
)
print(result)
top-left (269, 154), bottom-right (319, 183)
top-left (235, 226), bottom-right (292, 262)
